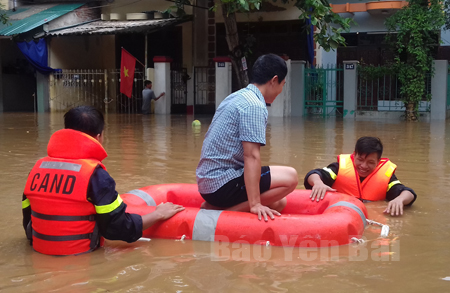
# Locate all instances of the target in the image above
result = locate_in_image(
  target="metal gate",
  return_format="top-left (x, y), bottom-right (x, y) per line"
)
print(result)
top-left (51, 69), bottom-right (145, 114)
top-left (50, 69), bottom-right (106, 112)
top-left (111, 69), bottom-right (145, 114)
top-left (171, 68), bottom-right (188, 114)
top-left (304, 66), bottom-right (344, 117)
top-left (194, 66), bottom-right (215, 114)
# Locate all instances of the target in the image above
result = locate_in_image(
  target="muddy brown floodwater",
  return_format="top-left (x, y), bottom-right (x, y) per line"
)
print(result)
top-left (1, 112), bottom-right (449, 292)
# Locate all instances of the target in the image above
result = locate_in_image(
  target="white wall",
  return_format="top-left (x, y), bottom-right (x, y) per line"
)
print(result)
top-left (154, 61), bottom-right (171, 114)
top-left (1, 0), bottom-right (9, 10)
top-left (316, 12), bottom-right (391, 65)
top-left (345, 13), bottom-right (389, 33)
top-left (268, 60), bottom-right (291, 117)
top-left (441, 29), bottom-right (450, 46)
top-left (48, 10), bottom-right (92, 31)
top-left (319, 49), bottom-right (337, 67)
top-left (49, 35), bottom-right (115, 69)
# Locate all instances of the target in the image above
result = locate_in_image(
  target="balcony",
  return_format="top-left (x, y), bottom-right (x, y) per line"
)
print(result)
top-left (330, 1), bottom-right (407, 15)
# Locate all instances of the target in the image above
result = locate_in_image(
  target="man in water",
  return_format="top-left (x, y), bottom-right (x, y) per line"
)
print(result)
top-left (196, 54), bottom-right (298, 221)
top-left (22, 106), bottom-right (184, 255)
top-left (142, 80), bottom-right (165, 115)
top-left (304, 136), bottom-right (416, 216)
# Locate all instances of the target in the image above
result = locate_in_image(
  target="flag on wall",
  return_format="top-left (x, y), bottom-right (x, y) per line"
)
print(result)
top-left (120, 48), bottom-right (136, 98)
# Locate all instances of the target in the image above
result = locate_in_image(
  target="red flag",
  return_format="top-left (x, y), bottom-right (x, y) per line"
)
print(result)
top-left (120, 48), bottom-right (136, 98)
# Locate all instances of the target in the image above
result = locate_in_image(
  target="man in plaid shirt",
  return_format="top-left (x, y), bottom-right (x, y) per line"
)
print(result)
top-left (196, 54), bottom-right (298, 221)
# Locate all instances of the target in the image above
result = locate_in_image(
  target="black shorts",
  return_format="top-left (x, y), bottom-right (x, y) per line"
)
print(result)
top-left (201, 166), bottom-right (271, 208)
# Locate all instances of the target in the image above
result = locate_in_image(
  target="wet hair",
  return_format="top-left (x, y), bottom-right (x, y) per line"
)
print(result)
top-left (144, 80), bottom-right (152, 87)
top-left (250, 54), bottom-right (287, 85)
top-left (64, 106), bottom-right (104, 138)
top-left (355, 137), bottom-right (383, 159)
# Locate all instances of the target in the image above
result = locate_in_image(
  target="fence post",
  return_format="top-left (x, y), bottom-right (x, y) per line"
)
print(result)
top-left (104, 69), bottom-right (108, 114)
top-left (36, 72), bottom-right (50, 112)
top-left (290, 60), bottom-right (306, 117)
top-left (213, 57), bottom-right (232, 110)
top-left (430, 60), bottom-right (449, 120)
top-left (343, 61), bottom-right (358, 119)
top-left (153, 56), bottom-right (172, 114)
top-left (49, 72), bottom-right (55, 112)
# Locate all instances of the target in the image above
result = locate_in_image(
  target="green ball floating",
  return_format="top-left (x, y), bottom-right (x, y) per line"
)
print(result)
top-left (192, 120), bottom-right (201, 127)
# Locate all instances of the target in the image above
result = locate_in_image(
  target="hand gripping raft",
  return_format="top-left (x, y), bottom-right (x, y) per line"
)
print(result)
top-left (122, 184), bottom-right (369, 247)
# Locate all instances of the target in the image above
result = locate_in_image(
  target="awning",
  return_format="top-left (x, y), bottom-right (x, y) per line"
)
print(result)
top-left (48, 17), bottom-right (192, 36)
top-left (0, 3), bottom-right (84, 36)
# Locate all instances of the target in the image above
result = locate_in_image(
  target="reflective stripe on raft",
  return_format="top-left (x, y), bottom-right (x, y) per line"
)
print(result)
top-left (127, 189), bottom-right (156, 206)
top-left (192, 209), bottom-right (223, 241)
top-left (326, 201), bottom-right (366, 228)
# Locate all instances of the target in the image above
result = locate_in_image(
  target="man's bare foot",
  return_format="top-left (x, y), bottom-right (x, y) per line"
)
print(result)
top-left (200, 201), bottom-right (223, 210)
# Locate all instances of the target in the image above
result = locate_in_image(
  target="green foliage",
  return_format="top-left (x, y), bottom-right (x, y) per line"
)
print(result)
top-left (385, 0), bottom-right (444, 120)
top-left (285, 0), bottom-right (353, 51)
top-left (173, 0), bottom-right (352, 88)
top-left (0, 2), bottom-right (8, 25)
top-left (164, 0), bottom-right (191, 17)
top-left (217, 0), bottom-right (262, 13)
top-left (357, 64), bottom-right (396, 80)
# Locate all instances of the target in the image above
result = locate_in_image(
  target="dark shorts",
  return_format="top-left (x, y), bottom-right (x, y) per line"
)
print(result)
top-left (200, 166), bottom-right (271, 208)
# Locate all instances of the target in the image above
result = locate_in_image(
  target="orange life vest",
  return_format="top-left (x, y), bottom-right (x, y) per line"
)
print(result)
top-left (23, 129), bottom-right (108, 255)
top-left (332, 154), bottom-right (397, 201)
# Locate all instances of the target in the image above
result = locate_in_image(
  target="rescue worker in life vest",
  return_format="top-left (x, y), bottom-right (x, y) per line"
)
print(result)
top-left (22, 106), bottom-right (184, 256)
top-left (304, 137), bottom-right (416, 216)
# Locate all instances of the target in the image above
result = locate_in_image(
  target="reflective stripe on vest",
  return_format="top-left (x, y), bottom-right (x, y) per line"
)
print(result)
top-left (323, 167), bottom-right (337, 180)
top-left (95, 195), bottom-right (123, 214)
top-left (332, 154), bottom-right (397, 201)
top-left (388, 180), bottom-right (401, 191)
top-left (22, 198), bottom-right (30, 209)
top-left (40, 161), bottom-right (82, 172)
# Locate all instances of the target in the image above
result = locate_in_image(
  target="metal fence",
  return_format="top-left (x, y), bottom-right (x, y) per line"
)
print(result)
top-left (50, 69), bottom-right (145, 114)
top-left (357, 67), bottom-right (431, 112)
top-left (171, 68), bottom-right (188, 114)
top-left (50, 69), bottom-right (107, 112)
top-left (304, 65), bottom-right (344, 117)
top-left (194, 66), bottom-right (215, 114)
top-left (110, 70), bottom-right (145, 114)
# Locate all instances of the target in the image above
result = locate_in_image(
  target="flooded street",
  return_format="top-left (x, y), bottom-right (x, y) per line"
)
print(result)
top-left (1, 112), bottom-right (449, 292)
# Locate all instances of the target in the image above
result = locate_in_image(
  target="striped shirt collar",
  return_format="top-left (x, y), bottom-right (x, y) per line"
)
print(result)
top-left (246, 84), bottom-right (265, 105)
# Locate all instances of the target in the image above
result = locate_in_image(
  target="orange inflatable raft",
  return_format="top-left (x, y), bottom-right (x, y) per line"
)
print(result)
top-left (122, 184), bottom-right (368, 247)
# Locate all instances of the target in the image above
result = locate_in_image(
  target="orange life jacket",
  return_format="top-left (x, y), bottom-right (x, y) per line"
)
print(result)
top-left (332, 154), bottom-right (397, 201)
top-left (23, 129), bottom-right (108, 255)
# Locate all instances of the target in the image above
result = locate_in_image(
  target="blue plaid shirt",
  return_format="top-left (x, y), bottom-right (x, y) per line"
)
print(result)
top-left (196, 84), bottom-right (268, 194)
